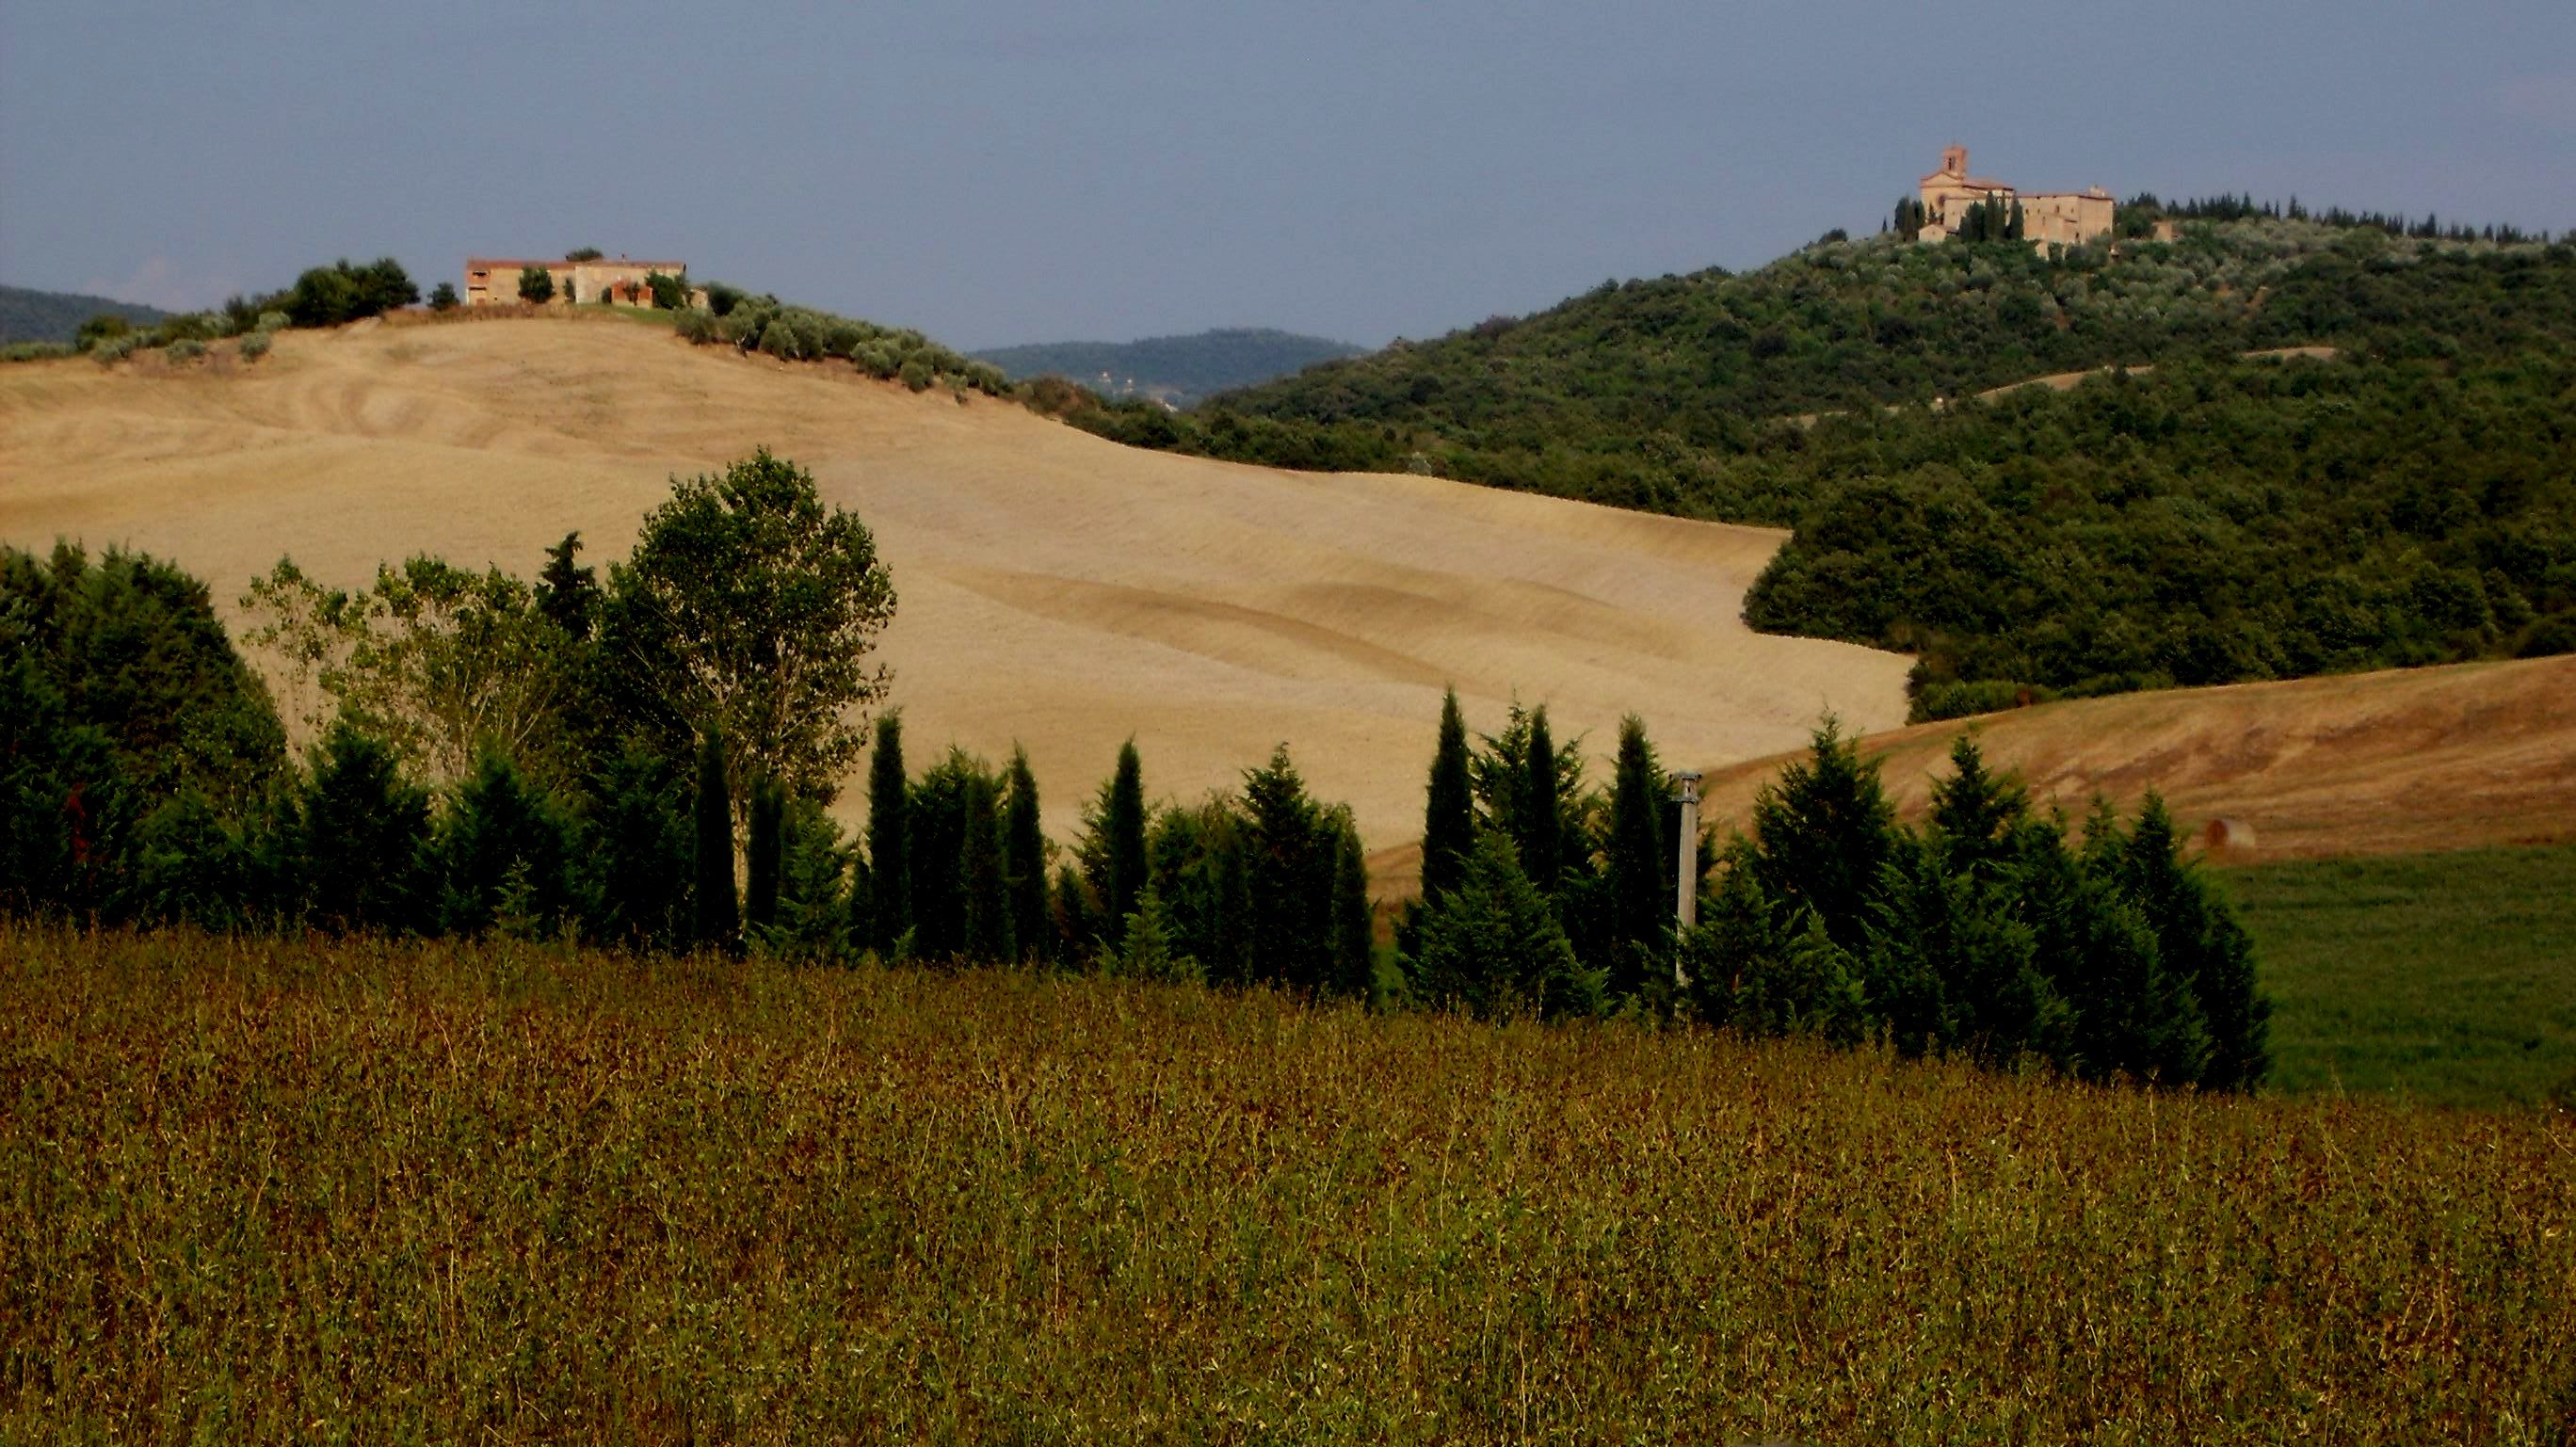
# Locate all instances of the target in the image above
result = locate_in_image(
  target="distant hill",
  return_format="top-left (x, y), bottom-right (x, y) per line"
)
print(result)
top-left (0, 284), bottom-right (173, 345)
top-left (1063, 210), bottom-right (2576, 716)
top-left (974, 328), bottom-right (1361, 406)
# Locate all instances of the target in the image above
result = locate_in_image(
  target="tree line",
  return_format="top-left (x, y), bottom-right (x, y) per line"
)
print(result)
top-left (1744, 351), bottom-right (2576, 716)
top-left (2, 448), bottom-right (2269, 1090)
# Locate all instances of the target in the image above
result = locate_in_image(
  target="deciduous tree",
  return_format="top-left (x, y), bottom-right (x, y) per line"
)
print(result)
top-left (607, 449), bottom-right (896, 806)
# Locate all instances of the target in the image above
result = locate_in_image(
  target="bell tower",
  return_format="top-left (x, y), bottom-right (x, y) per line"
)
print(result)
top-left (1940, 144), bottom-right (1968, 178)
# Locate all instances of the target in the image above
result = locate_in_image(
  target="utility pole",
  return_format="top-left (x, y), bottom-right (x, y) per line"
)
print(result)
top-left (1672, 771), bottom-right (1701, 987)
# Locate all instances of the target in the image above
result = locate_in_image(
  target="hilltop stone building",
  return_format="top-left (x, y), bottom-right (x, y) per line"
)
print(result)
top-left (1916, 146), bottom-right (2114, 251)
top-left (462, 254), bottom-right (704, 308)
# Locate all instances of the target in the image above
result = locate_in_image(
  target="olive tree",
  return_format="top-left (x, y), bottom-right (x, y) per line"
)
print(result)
top-left (606, 448), bottom-right (896, 805)
top-left (240, 555), bottom-right (572, 786)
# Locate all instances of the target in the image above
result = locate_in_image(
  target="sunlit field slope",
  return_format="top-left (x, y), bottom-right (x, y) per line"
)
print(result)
top-left (0, 316), bottom-right (1909, 844)
top-left (6, 925), bottom-right (2568, 1442)
top-left (1694, 654), bottom-right (2576, 862)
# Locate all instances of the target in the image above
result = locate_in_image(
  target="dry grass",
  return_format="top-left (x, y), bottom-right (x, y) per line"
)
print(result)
top-left (4, 924), bottom-right (2568, 1443)
top-left (0, 321), bottom-right (1908, 860)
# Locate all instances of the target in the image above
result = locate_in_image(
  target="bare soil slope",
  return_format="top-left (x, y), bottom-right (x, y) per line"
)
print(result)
top-left (1692, 655), bottom-right (2576, 863)
top-left (0, 317), bottom-right (1911, 846)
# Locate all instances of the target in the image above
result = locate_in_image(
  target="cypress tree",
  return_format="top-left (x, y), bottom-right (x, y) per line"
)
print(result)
top-left (1242, 744), bottom-right (1329, 990)
top-left (299, 715), bottom-right (433, 936)
top-left (435, 747), bottom-right (577, 938)
top-left (692, 727), bottom-right (737, 953)
top-left (961, 768), bottom-right (1012, 962)
top-left (1050, 861), bottom-right (1097, 969)
top-left (745, 774), bottom-right (784, 937)
top-left (1926, 736), bottom-right (2026, 882)
top-left (1421, 687), bottom-right (1475, 907)
top-left (1101, 887), bottom-right (1199, 984)
top-left (1003, 745), bottom-right (1047, 962)
top-left (535, 531), bottom-right (600, 640)
top-left (1329, 816), bottom-right (1376, 1003)
top-left (2023, 816), bottom-right (2210, 1085)
top-left (1102, 740), bottom-right (1148, 946)
top-left (1408, 834), bottom-right (1602, 1022)
top-left (864, 712), bottom-right (909, 954)
top-left (1749, 717), bottom-right (1897, 955)
top-left (1210, 812), bottom-right (1253, 987)
top-left (1602, 714), bottom-right (1669, 997)
top-left (772, 798), bottom-right (851, 959)
top-left (2117, 796), bottom-right (2272, 1090)
top-left (907, 751), bottom-right (975, 960)
top-left (581, 739), bottom-right (692, 950)
top-left (1518, 706), bottom-right (1564, 895)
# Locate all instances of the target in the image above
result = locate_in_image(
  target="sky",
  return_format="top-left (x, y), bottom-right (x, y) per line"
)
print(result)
top-left (5, 1), bottom-right (2573, 350)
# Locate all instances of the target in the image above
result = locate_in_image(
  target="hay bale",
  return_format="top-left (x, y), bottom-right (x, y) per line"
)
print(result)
top-left (2201, 817), bottom-right (2257, 853)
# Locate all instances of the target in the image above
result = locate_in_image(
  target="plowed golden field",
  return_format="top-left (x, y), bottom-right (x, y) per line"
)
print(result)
top-left (0, 316), bottom-right (1910, 848)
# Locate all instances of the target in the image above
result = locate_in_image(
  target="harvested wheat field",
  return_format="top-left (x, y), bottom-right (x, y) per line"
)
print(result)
top-left (0, 316), bottom-right (1909, 849)
top-left (1691, 653), bottom-right (2576, 863)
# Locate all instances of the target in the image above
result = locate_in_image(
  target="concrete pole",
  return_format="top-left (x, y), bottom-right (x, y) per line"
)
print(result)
top-left (1672, 771), bottom-right (1701, 988)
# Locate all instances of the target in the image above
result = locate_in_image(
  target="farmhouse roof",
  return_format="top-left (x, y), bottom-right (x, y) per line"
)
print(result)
top-left (465, 257), bottom-right (688, 270)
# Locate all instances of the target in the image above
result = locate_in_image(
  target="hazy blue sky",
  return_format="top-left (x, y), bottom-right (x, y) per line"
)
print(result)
top-left (5, 1), bottom-right (2571, 349)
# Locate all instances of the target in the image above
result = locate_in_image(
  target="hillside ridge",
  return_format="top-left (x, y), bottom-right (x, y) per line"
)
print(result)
top-left (0, 283), bottom-right (174, 345)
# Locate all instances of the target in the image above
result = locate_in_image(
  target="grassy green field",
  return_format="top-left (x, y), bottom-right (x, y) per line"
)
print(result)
top-left (5, 925), bottom-right (2568, 1443)
top-left (2226, 844), bottom-right (2576, 1109)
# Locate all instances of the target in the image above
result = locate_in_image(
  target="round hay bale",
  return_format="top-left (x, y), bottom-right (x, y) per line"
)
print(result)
top-left (2201, 817), bottom-right (2257, 853)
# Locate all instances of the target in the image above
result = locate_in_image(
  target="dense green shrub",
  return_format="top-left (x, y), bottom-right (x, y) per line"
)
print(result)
top-left (667, 282), bottom-right (1008, 397)
top-left (73, 314), bottom-right (133, 350)
top-left (237, 331), bottom-right (272, 362)
top-left (1, 543), bottom-right (286, 811)
top-left (293, 716), bottom-right (434, 935)
top-left (272, 257), bottom-right (419, 329)
top-left (757, 319), bottom-right (803, 360)
top-left (166, 339), bottom-right (204, 363)
top-left (673, 307), bottom-right (716, 344)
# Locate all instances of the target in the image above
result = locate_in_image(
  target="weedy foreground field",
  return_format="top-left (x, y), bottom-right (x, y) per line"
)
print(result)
top-left (4, 926), bottom-right (2569, 1444)
top-left (2228, 842), bottom-right (2576, 1109)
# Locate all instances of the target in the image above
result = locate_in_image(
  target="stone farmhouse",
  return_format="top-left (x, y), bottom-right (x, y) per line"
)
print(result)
top-left (462, 254), bottom-right (706, 309)
top-left (1917, 146), bottom-right (2114, 250)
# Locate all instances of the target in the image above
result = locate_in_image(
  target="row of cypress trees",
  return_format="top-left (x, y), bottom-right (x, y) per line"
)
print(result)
top-left (857, 721), bottom-right (1374, 996)
top-left (1397, 688), bottom-right (2271, 1089)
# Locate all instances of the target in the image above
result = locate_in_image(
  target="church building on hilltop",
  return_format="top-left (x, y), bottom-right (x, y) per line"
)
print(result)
top-left (1914, 146), bottom-right (2114, 251)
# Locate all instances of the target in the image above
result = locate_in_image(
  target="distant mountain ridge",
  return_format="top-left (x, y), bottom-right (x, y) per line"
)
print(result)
top-left (0, 284), bottom-right (173, 345)
top-left (974, 328), bottom-right (1360, 405)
